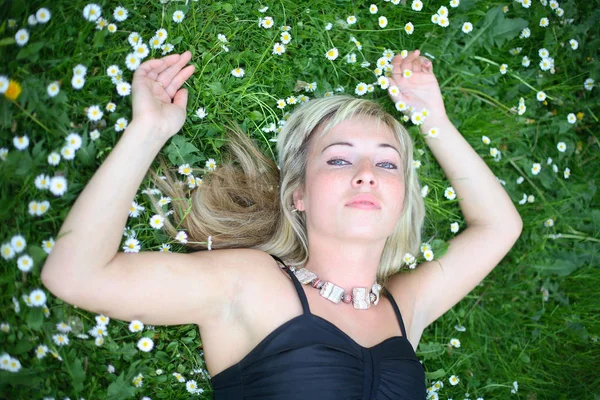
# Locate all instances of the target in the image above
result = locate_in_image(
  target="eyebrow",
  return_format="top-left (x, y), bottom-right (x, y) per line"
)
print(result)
top-left (321, 141), bottom-right (402, 157)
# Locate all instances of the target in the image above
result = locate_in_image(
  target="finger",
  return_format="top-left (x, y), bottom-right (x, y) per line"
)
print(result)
top-left (157, 51), bottom-right (193, 87)
top-left (164, 64), bottom-right (195, 97)
top-left (136, 53), bottom-right (184, 80)
top-left (399, 50), bottom-right (421, 74)
top-left (172, 88), bottom-right (188, 109)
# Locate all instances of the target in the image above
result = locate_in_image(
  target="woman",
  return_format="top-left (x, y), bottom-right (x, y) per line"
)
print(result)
top-left (41, 49), bottom-right (523, 399)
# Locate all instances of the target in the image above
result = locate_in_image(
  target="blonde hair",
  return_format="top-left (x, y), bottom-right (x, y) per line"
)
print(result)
top-left (146, 95), bottom-right (425, 286)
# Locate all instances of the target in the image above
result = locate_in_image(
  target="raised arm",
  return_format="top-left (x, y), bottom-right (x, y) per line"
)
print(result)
top-left (41, 52), bottom-right (195, 294)
top-left (386, 50), bottom-right (523, 335)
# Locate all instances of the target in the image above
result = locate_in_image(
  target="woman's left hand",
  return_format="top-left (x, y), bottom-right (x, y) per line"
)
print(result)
top-left (387, 49), bottom-right (447, 119)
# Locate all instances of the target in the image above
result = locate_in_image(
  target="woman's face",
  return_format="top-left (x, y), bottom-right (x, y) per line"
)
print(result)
top-left (293, 116), bottom-right (405, 241)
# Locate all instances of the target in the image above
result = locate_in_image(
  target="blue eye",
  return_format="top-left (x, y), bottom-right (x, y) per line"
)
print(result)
top-left (327, 158), bottom-right (398, 169)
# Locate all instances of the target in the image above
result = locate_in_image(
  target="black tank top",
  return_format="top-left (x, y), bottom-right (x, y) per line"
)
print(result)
top-left (210, 254), bottom-right (426, 399)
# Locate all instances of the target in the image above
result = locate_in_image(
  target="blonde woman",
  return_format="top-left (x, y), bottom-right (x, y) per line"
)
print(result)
top-left (41, 49), bottom-right (523, 399)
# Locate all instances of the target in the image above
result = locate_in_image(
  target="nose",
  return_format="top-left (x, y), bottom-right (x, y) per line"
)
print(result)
top-left (352, 160), bottom-right (377, 187)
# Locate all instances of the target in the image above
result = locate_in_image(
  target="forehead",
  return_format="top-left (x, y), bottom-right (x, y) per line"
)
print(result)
top-left (313, 115), bottom-right (398, 148)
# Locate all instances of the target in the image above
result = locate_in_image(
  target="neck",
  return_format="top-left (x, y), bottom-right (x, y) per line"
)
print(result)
top-left (302, 236), bottom-right (385, 292)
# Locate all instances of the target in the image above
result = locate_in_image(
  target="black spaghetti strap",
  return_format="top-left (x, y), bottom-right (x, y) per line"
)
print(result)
top-left (269, 254), bottom-right (311, 315)
top-left (384, 289), bottom-right (408, 338)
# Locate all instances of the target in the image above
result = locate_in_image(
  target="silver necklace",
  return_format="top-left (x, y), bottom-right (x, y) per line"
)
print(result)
top-left (285, 265), bottom-right (383, 310)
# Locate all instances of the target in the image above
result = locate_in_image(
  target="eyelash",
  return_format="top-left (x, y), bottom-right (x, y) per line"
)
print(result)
top-left (327, 158), bottom-right (398, 170)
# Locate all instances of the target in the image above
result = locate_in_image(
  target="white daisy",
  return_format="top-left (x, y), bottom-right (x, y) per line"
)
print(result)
top-left (113, 6), bottom-right (128, 22)
top-left (35, 8), bottom-right (51, 24)
top-left (15, 29), bottom-right (29, 46)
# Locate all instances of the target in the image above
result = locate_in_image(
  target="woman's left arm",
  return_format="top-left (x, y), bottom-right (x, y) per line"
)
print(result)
top-left (388, 49), bottom-right (522, 230)
top-left (386, 50), bottom-right (523, 334)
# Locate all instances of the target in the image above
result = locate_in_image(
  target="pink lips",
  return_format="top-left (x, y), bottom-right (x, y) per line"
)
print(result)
top-left (346, 194), bottom-right (381, 209)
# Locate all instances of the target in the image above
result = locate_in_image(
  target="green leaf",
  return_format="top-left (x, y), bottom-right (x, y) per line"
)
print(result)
top-left (155, 351), bottom-right (170, 363)
top-left (425, 368), bottom-right (446, 380)
top-left (106, 372), bottom-right (137, 400)
top-left (416, 342), bottom-right (445, 361)
top-left (26, 307), bottom-right (44, 331)
top-left (164, 135), bottom-right (203, 166)
top-left (16, 41), bottom-right (45, 60)
top-left (68, 357), bottom-right (86, 393)
top-left (0, 37), bottom-right (16, 47)
top-left (207, 81), bottom-right (224, 96)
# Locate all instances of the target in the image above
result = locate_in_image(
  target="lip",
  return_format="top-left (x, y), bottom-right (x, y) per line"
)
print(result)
top-left (346, 194), bottom-right (381, 209)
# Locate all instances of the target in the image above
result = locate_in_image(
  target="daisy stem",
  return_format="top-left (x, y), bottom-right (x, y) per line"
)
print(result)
top-left (544, 234), bottom-right (600, 243)
top-left (12, 100), bottom-right (53, 135)
top-left (450, 87), bottom-right (512, 114)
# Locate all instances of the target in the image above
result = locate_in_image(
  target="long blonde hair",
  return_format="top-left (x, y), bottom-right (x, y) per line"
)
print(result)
top-left (146, 95), bottom-right (425, 285)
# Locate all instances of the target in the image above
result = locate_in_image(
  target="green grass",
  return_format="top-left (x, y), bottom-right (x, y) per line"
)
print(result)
top-left (0, 0), bottom-right (599, 399)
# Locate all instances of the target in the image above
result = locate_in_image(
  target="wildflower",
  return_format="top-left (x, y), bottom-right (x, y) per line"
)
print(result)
top-left (273, 42), bottom-right (285, 55)
top-left (564, 167), bottom-right (570, 179)
top-left (96, 17), bottom-right (108, 30)
top-left (175, 231), bottom-right (188, 244)
top-left (65, 132), bottom-right (82, 150)
top-left (134, 43), bottom-right (149, 59)
top-left (584, 78), bottom-right (595, 91)
top-left (427, 127), bottom-right (439, 138)
top-left (431, 14), bottom-right (440, 24)
top-left (46, 82), bottom-right (60, 97)
top-left (172, 10), bottom-right (185, 23)
top-left (449, 338), bottom-right (461, 347)
top-left (555, 7), bottom-right (564, 16)
top-left (286, 96), bottom-right (297, 105)
top-left (369, 4), bottom-right (378, 14)
top-left (449, 0), bottom-right (460, 7)
top-left (258, 6), bottom-right (268, 12)
top-left (403, 69), bottom-right (413, 78)
top-left (347, 16), bottom-right (357, 25)
top-left (152, 29), bottom-right (167, 45)
top-left (35, 8), bottom-right (51, 23)
top-left (115, 118), bottom-right (128, 132)
top-left (17, 254), bottom-right (34, 272)
top-left (325, 48), bottom-right (339, 60)
top-left (72, 75), bottom-right (85, 90)
top-left (405, 22), bottom-right (414, 35)
top-left (567, 113), bottom-right (576, 124)
top-left (50, 176), bottom-right (68, 196)
top-left (438, 6), bottom-right (449, 17)
top-left (231, 68), bottom-right (245, 78)
top-left (521, 0), bottom-right (532, 7)
top-left (87, 105), bottom-right (103, 122)
top-left (569, 39), bottom-right (578, 50)
top-left (29, 289), bottom-right (47, 306)
top-left (128, 32), bottom-right (141, 47)
top-left (449, 375), bottom-right (460, 385)
top-left (161, 43), bottom-right (174, 55)
top-left (116, 81), bottom-right (131, 96)
top-left (540, 17), bottom-right (549, 27)
top-left (412, 0), bottom-right (423, 11)
top-left (123, 237), bottom-right (140, 252)
top-left (379, 16), bottom-right (388, 28)
top-left (536, 91), bottom-right (546, 101)
top-left (557, 142), bottom-right (566, 152)
top-left (510, 381), bottom-right (519, 394)
top-left (260, 16), bottom-right (274, 29)
top-left (15, 29), bottom-right (29, 46)
top-left (395, 101), bottom-right (407, 112)
top-left (450, 222), bottom-right (459, 233)
top-left (325, 22), bottom-right (332, 31)
top-left (106, 102), bottom-right (116, 112)
top-left (195, 107), bottom-right (207, 119)
top-left (107, 23), bottom-right (117, 33)
top-left (47, 152), bottom-right (61, 165)
top-left (83, 3), bottom-right (102, 22)
top-left (410, 111), bottom-right (424, 125)
top-left (438, 16), bottom-right (450, 27)
top-left (113, 6), bottom-right (128, 22)
top-left (355, 83), bottom-right (368, 96)
top-left (280, 32), bottom-right (291, 44)
top-left (205, 158), bottom-right (217, 171)
top-left (499, 64), bottom-right (508, 74)
top-left (346, 53), bottom-right (357, 63)
top-left (378, 76), bottom-right (390, 90)
top-left (444, 186), bottom-right (456, 200)
top-left (462, 22), bottom-right (473, 33)
top-left (522, 56), bottom-right (530, 67)
top-left (520, 27), bottom-right (531, 38)
top-left (531, 163), bottom-right (541, 175)
top-left (14, 135), bottom-right (29, 150)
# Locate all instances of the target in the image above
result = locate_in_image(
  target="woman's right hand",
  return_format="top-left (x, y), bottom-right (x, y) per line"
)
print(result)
top-left (131, 51), bottom-right (195, 142)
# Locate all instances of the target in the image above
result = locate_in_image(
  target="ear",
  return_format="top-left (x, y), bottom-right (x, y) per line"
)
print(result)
top-left (292, 186), bottom-right (305, 211)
